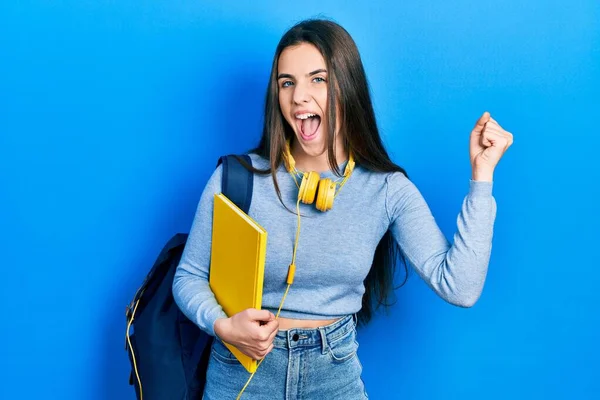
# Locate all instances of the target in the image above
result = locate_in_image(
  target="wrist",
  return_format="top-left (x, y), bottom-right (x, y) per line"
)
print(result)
top-left (472, 168), bottom-right (494, 182)
top-left (213, 317), bottom-right (231, 340)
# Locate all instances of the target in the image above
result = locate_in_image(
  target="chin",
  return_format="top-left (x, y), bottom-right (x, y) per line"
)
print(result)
top-left (293, 134), bottom-right (328, 157)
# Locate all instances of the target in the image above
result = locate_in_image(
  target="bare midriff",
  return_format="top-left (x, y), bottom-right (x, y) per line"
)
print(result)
top-left (277, 316), bottom-right (341, 331)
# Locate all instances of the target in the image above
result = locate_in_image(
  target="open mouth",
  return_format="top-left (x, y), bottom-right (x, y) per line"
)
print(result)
top-left (295, 112), bottom-right (322, 140)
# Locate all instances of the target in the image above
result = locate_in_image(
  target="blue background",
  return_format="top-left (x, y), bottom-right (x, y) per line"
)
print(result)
top-left (2, 1), bottom-right (598, 399)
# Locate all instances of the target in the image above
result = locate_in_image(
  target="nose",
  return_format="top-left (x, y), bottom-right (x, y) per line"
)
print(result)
top-left (292, 81), bottom-right (311, 104)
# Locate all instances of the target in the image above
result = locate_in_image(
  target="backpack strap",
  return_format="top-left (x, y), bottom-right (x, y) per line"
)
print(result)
top-left (217, 154), bottom-right (253, 214)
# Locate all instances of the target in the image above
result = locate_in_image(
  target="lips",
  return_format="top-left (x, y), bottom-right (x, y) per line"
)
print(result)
top-left (294, 111), bottom-right (322, 141)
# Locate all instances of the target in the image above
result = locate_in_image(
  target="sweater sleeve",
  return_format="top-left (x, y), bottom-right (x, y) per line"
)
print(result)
top-left (385, 172), bottom-right (497, 307)
top-left (172, 165), bottom-right (228, 336)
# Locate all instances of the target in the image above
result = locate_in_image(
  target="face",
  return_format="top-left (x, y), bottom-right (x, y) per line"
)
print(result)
top-left (277, 42), bottom-right (341, 158)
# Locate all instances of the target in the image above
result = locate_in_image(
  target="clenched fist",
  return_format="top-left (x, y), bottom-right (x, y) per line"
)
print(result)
top-left (469, 111), bottom-right (514, 181)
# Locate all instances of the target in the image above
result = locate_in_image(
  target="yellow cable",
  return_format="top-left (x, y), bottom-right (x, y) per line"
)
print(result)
top-left (291, 171), bottom-right (301, 189)
top-left (291, 196), bottom-right (301, 263)
top-left (126, 299), bottom-right (143, 400)
top-left (235, 356), bottom-right (265, 400)
top-left (236, 197), bottom-right (301, 399)
top-left (334, 171), bottom-right (351, 199)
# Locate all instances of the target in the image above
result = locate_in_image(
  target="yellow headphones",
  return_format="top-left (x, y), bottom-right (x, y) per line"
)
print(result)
top-left (283, 140), bottom-right (355, 212)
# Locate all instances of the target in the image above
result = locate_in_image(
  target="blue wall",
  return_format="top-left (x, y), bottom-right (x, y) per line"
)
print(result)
top-left (2, 1), bottom-right (598, 399)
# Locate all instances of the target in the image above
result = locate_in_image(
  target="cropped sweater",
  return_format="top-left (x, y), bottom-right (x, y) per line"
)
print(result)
top-left (172, 153), bottom-right (497, 336)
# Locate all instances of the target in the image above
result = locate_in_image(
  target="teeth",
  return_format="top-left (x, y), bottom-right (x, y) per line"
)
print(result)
top-left (296, 113), bottom-right (317, 120)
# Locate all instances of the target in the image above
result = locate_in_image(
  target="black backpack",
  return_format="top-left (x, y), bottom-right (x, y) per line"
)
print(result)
top-left (125, 154), bottom-right (253, 400)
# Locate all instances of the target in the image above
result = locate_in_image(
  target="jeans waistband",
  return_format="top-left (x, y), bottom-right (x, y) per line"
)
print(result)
top-left (273, 314), bottom-right (356, 350)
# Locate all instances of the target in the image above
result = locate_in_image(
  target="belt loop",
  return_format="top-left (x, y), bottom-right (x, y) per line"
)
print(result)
top-left (352, 313), bottom-right (358, 328)
top-left (318, 327), bottom-right (328, 355)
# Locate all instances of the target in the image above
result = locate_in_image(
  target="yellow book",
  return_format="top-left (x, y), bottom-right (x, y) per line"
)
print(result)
top-left (209, 193), bottom-right (267, 373)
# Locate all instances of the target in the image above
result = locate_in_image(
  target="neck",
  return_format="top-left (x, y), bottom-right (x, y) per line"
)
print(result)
top-left (290, 140), bottom-right (348, 173)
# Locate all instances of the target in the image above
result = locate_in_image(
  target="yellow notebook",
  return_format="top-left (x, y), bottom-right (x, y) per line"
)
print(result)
top-left (209, 193), bottom-right (267, 373)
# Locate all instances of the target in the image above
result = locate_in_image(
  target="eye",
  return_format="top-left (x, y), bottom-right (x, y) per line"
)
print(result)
top-left (281, 80), bottom-right (294, 88)
top-left (313, 76), bottom-right (326, 83)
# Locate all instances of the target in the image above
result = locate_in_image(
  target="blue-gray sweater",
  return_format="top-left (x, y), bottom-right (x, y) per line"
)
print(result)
top-left (173, 153), bottom-right (497, 336)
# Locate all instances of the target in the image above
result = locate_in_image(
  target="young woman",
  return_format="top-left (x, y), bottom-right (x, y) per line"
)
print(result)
top-left (173, 18), bottom-right (513, 399)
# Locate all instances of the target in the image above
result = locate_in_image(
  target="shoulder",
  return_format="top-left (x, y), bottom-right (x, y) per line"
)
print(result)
top-left (347, 166), bottom-right (417, 205)
top-left (381, 170), bottom-right (426, 219)
top-left (341, 165), bottom-right (414, 195)
top-left (381, 169), bottom-right (417, 199)
top-left (247, 152), bottom-right (270, 169)
top-left (384, 169), bottom-right (411, 187)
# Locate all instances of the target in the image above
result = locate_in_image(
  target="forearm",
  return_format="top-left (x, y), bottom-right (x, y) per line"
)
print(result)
top-left (172, 263), bottom-right (228, 336)
top-left (435, 181), bottom-right (496, 306)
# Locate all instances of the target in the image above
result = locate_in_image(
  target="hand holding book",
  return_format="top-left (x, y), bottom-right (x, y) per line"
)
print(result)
top-left (214, 309), bottom-right (279, 360)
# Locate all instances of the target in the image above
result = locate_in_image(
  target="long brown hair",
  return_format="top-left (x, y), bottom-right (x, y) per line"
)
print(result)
top-left (242, 18), bottom-right (410, 326)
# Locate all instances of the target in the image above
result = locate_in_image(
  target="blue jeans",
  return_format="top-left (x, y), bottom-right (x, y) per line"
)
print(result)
top-left (203, 314), bottom-right (369, 399)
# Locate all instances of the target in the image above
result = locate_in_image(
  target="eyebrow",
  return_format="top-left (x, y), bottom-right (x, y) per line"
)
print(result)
top-left (277, 69), bottom-right (327, 80)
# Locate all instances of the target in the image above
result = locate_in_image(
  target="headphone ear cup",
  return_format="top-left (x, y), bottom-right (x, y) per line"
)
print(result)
top-left (316, 178), bottom-right (336, 212)
top-left (299, 171), bottom-right (320, 204)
